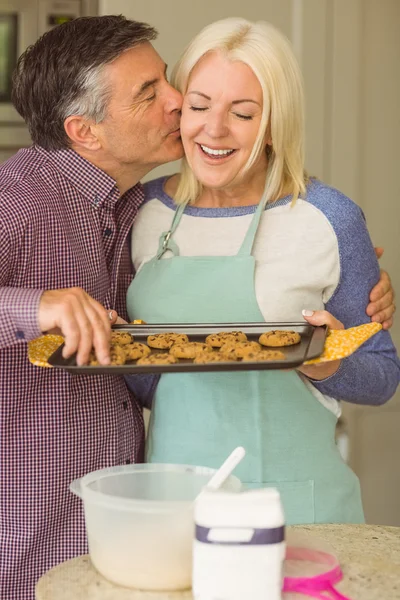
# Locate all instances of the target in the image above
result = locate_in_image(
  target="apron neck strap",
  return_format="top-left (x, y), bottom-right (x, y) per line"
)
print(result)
top-left (156, 201), bottom-right (187, 259)
top-left (157, 180), bottom-right (271, 260)
top-left (237, 184), bottom-right (270, 256)
top-left (169, 201), bottom-right (187, 234)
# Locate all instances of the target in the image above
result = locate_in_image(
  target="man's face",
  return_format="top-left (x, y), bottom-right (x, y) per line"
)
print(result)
top-left (94, 42), bottom-right (183, 173)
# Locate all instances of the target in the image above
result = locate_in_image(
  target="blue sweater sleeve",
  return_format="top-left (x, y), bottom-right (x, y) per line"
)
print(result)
top-left (125, 374), bottom-right (160, 410)
top-left (307, 183), bottom-right (400, 404)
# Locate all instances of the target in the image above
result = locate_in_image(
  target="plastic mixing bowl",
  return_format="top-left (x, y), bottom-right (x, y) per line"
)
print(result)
top-left (70, 463), bottom-right (242, 590)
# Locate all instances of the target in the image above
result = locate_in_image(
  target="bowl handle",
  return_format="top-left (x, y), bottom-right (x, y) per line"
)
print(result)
top-left (69, 477), bottom-right (83, 498)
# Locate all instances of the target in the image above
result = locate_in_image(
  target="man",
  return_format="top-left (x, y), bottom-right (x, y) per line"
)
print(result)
top-left (1, 16), bottom-right (182, 600)
top-left (0, 14), bottom-right (395, 600)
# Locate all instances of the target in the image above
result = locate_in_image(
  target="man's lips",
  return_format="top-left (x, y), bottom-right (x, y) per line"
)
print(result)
top-left (168, 128), bottom-right (181, 137)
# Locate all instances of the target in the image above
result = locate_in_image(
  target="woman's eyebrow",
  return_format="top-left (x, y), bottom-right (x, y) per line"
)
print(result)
top-left (187, 91), bottom-right (211, 100)
top-left (187, 91), bottom-right (260, 107)
top-left (232, 99), bottom-right (261, 106)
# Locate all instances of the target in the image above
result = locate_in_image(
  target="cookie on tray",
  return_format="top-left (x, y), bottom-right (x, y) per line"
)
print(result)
top-left (217, 344), bottom-right (240, 360)
top-left (89, 344), bottom-right (126, 366)
top-left (111, 331), bottom-right (133, 346)
top-left (170, 342), bottom-right (212, 359)
top-left (242, 350), bottom-right (285, 361)
top-left (194, 352), bottom-right (237, 364)
top-left (259, 330), bottom-right (301, 347)
top-left (147, 333), bottom-right (189, 349)
top-left (123, 342), bottom-right (151, 361)
top-left (137, 353), bottom-right (178, 365)
top-left (205, 331), bottom-right (247, 348)
top-left (220, 341), bottom-right (261, 359)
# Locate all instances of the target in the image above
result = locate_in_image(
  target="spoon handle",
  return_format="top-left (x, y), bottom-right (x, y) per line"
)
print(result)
top-left (206, 446), bottom-right (246, 491)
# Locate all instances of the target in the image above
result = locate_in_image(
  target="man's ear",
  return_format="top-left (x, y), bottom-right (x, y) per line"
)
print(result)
top-left (64, 115), bottom-right (101, 151)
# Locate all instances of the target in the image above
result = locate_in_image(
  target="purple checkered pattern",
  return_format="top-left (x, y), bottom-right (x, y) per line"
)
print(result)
top-left (0, 146), bottom-right (145, 599)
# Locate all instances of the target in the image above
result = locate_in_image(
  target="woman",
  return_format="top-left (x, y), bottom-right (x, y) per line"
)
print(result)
top-left (126, 18), bottom-right (400, 524)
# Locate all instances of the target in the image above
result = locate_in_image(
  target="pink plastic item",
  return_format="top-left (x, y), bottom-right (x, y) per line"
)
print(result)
top-left (283, 536), bottom-right (352, 600)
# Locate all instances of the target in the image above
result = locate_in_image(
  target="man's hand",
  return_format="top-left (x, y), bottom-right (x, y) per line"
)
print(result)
top-left (38, 288), bottom-right (112, 366)
top-left (108, 310), bottom-right (128, 325)
top-left (368, 247), bottom-right (396, 330)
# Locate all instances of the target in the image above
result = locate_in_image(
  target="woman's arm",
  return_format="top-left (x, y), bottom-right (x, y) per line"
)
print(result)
top-left (299, 194), bottom-right (399, 405)
top-left (125, 374), bottom-right (160, 410)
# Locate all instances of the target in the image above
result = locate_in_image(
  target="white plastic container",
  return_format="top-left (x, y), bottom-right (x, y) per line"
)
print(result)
top-left (193, 488), bottom-right (285, 600)
top-left (70, 464), bottom-right (241, 591)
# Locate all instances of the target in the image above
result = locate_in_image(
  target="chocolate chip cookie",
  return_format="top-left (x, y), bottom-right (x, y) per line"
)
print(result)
top-left (242, 349), bottom-right (285, 361)
top-left (220, 341), bottom-right (262, 359)
top-left (259, 330), bottom-right (301, 347)
top-left (170, 342), bottom-right (212, 359)
top-left (89, 344), bottom-right (126, 366)
top-left (194, 352), bottom-right (237, 364)
top-left (147, 333), bottom-right (189, 349)
top-left (205, 331), bottom-right (247, 348)
top-left (137, 353), bottom-right (178, 365)
top-left (111, 331), bottom-right (133, 345)
top-left (123, 342), bottom-right (151, 361)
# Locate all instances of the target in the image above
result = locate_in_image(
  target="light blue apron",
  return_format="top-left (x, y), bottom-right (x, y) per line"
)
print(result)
top-left (127, 192), bottom-right (364, 524)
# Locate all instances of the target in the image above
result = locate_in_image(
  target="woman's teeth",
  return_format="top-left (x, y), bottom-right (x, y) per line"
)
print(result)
top-left (200, 144), bottom-right (235, 157)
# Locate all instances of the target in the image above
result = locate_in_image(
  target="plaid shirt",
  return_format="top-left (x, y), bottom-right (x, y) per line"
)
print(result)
top-left (0, 146), bottom-right (145, 600)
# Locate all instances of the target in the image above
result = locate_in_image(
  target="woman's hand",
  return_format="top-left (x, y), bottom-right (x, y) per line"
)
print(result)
top-left (368, 247), bottom-right (396, 330)
top-left (297, 309), bottom-right (344, 380)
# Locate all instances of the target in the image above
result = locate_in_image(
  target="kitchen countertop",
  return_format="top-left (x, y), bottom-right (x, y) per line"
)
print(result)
top-left (36, 524), bottom-right (400, 600)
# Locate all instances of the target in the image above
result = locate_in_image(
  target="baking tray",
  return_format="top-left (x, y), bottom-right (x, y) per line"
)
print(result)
top-left (47, 322), bottom-right (327, 375)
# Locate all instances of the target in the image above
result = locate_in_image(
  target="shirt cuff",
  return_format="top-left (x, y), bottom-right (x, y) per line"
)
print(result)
top-left (3, 287), bottom-right (43, 342)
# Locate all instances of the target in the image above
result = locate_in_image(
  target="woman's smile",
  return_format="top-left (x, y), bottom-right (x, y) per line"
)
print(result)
top-left (197, 142), bottom-right (237, 161)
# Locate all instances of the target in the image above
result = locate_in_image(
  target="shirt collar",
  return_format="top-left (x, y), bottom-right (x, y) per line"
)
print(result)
top-left (35, 145), bottom-right (132, 207)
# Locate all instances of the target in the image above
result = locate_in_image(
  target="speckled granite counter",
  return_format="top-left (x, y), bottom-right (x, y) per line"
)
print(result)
top-left (36, 524), bottom-right (400, 600)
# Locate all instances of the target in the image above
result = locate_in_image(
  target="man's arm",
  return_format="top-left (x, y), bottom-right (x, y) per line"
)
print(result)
top-left (0, 223), bottom-right (113, 365)
top-left (368, 248), bottom-right (396, 329)
top-left (0, 223), bottom-right (43, 349)
top-left (0, 287), bottom-right (43, 349)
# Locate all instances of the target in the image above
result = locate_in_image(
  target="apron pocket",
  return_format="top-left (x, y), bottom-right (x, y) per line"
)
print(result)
top-left (244, 480), bottom-right (315, 525)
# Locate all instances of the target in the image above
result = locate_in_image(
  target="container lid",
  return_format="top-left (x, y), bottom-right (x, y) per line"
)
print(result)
top-left (195, 487), bottom-right (284, 529)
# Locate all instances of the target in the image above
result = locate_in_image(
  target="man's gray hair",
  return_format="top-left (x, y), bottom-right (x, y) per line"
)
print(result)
top-left (12, 15), bottom-right (157, 150)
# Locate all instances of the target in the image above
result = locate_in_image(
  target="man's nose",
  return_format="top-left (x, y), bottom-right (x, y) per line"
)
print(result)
top-left (166, 83), bottom-right (183, 113)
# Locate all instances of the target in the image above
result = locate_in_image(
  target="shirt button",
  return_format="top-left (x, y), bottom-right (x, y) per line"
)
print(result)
top-left (123, 401), bottom-right (128, 410)
top-left (126, 458), bottom-right (131, 464)
top-left (104, 227), bottom-right (112, 237)
top-left (16, 330), bottom-right (25, 340)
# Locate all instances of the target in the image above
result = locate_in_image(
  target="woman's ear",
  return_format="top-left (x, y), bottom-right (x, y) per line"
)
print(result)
top-left (64, 115), bottom-right (101, 151)
top-left (265, 122), bottom-right (272, 146)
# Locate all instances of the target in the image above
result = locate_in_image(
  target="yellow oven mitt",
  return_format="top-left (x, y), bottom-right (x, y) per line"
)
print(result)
top-left (28, 334), bottom-right (64, 368)
top-left (28, 322), bottom-right (383, 368)
top-left (304, 321), bottom-right (382, 365)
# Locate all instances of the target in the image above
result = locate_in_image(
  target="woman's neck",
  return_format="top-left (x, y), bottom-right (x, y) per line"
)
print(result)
top-left (198, 166), bottom-right (268, 208)
top-left (164, 167), bottom-right (294, 208)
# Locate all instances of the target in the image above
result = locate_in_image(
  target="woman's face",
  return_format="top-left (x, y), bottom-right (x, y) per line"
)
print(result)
top-left (180, 51), bottom-right (267, 191)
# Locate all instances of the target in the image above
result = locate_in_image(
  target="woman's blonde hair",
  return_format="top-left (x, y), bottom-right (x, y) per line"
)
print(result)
top-left (171, 17), bottom-right (306, 205)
